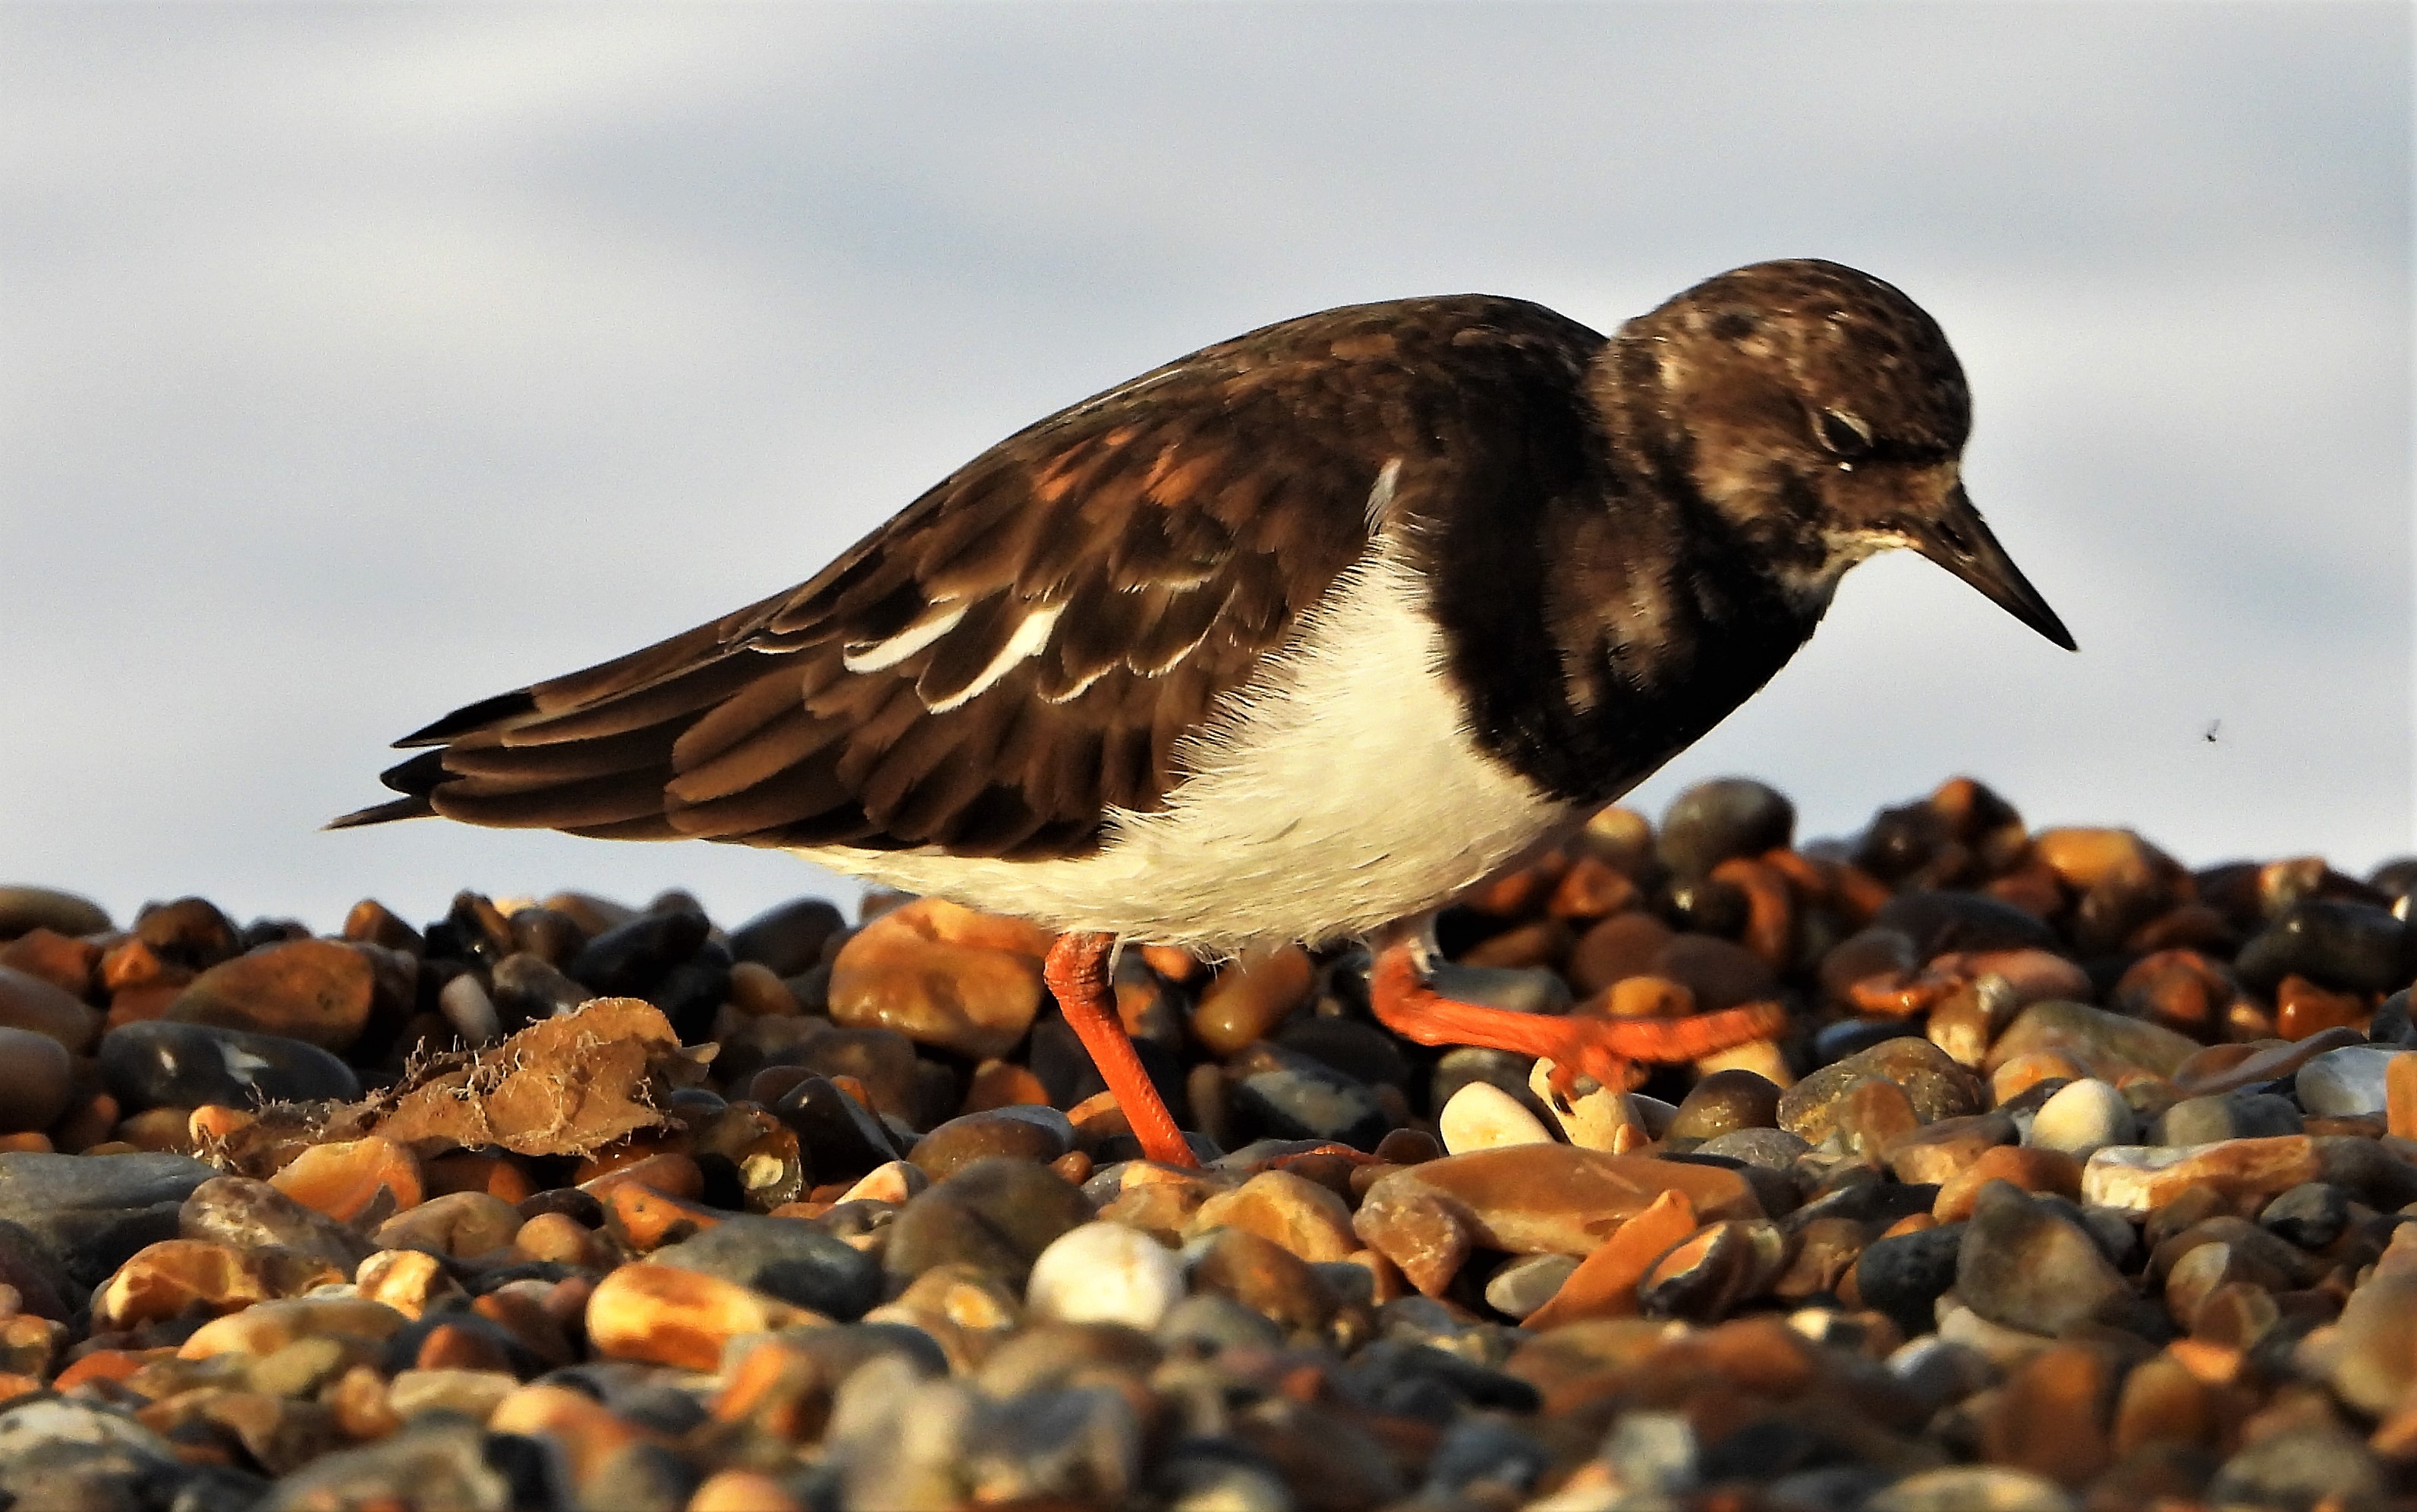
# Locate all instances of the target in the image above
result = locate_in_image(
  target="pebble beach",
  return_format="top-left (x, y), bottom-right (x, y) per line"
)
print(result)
top-left (4, 775), bottom-right (2417, 1511)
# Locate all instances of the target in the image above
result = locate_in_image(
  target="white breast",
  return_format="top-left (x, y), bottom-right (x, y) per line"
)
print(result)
top-left (798, 536), bottom-right (1577, 953)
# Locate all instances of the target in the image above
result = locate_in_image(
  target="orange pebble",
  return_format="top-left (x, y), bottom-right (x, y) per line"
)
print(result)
top-left (513, 1212), bottom-right (603, 1268)
top-left (187, 1105), bottom-right (255, 1145)
top-left (688, 1469), bottom-right (807, 1512)
top-left (1605, 975), bottom-right (1695, 1020)
top-left (0, 1133), bottom-right (51, 1155)
top-left (424, 1152), bottom-right (535, 1205)
top-left (270, 1136), bottom-right (424, 1224)
top-left (576, 1152), bottom-right (703, 1202)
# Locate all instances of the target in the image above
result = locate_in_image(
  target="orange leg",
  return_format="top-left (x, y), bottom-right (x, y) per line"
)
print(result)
top-left (1043, 932), bottom-right (1199, 1169)
top-left (1366, 941), bottom-right (1787, 1101)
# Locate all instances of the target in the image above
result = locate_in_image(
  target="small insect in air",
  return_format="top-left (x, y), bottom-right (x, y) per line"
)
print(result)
top-left (2204, 719), bottom-right (2222, 744)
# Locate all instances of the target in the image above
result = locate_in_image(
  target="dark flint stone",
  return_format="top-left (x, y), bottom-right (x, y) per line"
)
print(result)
top-left (2371, 989), bottom-right (2416, 1048)
top-left (134, 896), bottom-right (241, 970)
top-left (773, 1074), bottom-right (902, 1181)
top-left (238, 917), bottom-right (313, 951)
top-left (1958, 1180), bottom-right (2158, 1338)
top-left (650, 944), bottom-right (732, 1042)
top-left (1658, 778), bottom-right (1794, 880)
top-left (169, 1464), bottom-right (274, 1512)
top-left (1855, 1221), bottom-right (1965, 1341)
top-left (1421, 1417), bottom-right (1550, 1497)
top-left (486, 954), bottom-right (590, 1031)
top-left (1420, 962), bottom-right (1573, 1019)
top-left (2235, 898), bottom-right (2412, 995)
top-left (181, 1176), bottom-right (375, 1275)
top-left (1701, 1418), bottom-right (1821, 1486)
top-left (567, 907), bottom-right (710, 997)
top-left (1030, 1016), bottom-right (1188, 1123)
top-left (1669, 1069), bottom-right (1783, 1141)
top-left (256, 1418), bottom-right (511, 1512)
top-left (730, 897), bottom-right (848, 977)
top-left (99, 1019), bottom-right (360, 1111)
top-left (465, 1261), bottom-right (588, 1293)
top-left (1789, 1181), bottom-right (1940, 1232)
top-left (1229, 1042), bottom-right (1390, 1151)
top-left (1853, 800), bottom-right (1950, 885)
top-left (443, 891), bottom-right (515, 964)
top-left (1274, 1016), bottom-right (1415, 1090)
top-left (794, 1026), bottom-right (927, 1123)
top-left (651, 1214), bottom-right (882, 1320)
top-left (2261, 1182), bottom-right (2351, 1250)
top-left (1157, 1293), bottom-right (1285, 1353)
top-left (1871, 890), bottom-right (2057, 956)
top-left (1695, 1127), bottom-right (1811, 1171)
top-left (1817, 927), bottom-right (1921, 1004)
top-left (0, 885), bottom-right (112, 941)
top-left (0, 1151), bottom-right (219, 1286)
top-left (600, 1382), bottom-right (709, 1435)
top-left (0, 1398), bottom-right (190, 1512)
top-left (0, 1218), bottom-right (77, 1319)
top-left (1666, 876), bottom-right (1751, 939)
top-left (515, 1189), bottom-right (604, 1228)
top-left (1809, 1017), bottom-right (1924, 1067)
top-left (883, 1156), bottom-right (1090, 1287)
top-left (1342, 1339), bottom-right (1540, 1415)
top-left (505, 907), bottom-right (587, 967)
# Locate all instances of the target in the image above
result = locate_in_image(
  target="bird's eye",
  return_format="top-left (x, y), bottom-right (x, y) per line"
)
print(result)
top-left (1815, 408), bottom-right (1873, 461)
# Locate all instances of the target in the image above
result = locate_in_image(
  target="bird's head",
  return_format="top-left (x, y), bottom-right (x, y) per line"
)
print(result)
top-left (1595, 258), bottom-right (2075, 650)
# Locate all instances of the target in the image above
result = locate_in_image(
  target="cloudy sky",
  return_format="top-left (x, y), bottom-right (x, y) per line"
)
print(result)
top-left (2, 2), bottom-right (2409, 935)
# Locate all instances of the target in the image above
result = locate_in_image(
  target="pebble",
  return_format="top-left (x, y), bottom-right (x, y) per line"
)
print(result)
top-left (162, 938), bottom-right (376, 1052)
top-left (1025, 1221), bottom-right (1185, 1329)
top-left (0, 885), bottom-right (112, 940)
top-left (2023, 1077), bottom-right (2135, 1156)
top-left (5, 783), bottom-right (2416, 1508)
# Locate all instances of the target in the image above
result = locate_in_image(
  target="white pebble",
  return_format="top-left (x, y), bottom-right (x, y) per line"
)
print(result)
top-left (2023, 1077), bottom-right (2136, 1156)
top-left (1026, 1221), bottom-right (1185, 1330)
top-left (437, 973), bottom-right (501, 1046)
top-left (1437, 1080), bottom-right (1556, 1154)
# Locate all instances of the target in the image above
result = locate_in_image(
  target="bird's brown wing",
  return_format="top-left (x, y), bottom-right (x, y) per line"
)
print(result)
top-left (333, 296), bottom-right (1607, 860)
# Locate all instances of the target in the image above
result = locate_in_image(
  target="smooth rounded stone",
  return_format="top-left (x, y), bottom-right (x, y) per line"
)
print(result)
top-left (1667, 1069), bottom-right (1782, 1142)
top-left (182, 1295), bottom-right (410, 1358)
top-left (0, 963), bottom-right (102, 1055)
top-left (1156, 1448), bottom-right (1292, 1512)
top-left (586, 1261), bottom-right (820, 1370)
top-left (1855, 1223), bottom-right (1966, 1341)
top-left (1024, 1221), bottom-right (1185, 1330)
top-left (2373, 989), bottom-right (2417, 1048)
top-left (1811, 1017), bottom-right (1925, 1067)
top-left (1871, 890), bottom-right (2057, 957)
top-left (730, 897), bottom-right (848, 976)
top-left (1986, 1000), bottom-right (2201, 1080)
top-left (436, 972), bottom-right (501, 1045)
top-left (1273, 1016), bottom-right (1414, 1092)
top-left (384, 1367), bottom-right (519, 1422)
top-left (1777, 1036), bottom-right (1982, 1146)
top-left (650, 1214), bottom-right (882, 1320)
top-left (2260, 1181), bottom-right (2350, 1250)
top-left (1956, 1181), bottom-right (2137, 1337)
top-left (2207, 1421), bottom-right (2386, 1512)
top-left (1358, 1144), bottom-right (1758, 1264)
top-left (0, 885), bottom-right (112, 941)
top-left (2024, 1077), bottom-right (2136, 1157)
top-left (1190, 1169), bottom-right (1358, 1263)
top-left (1437, 1080), bottom-right (1556, 1154)
top-left (162, 938), bottom-right (376, 1053)
top-left (565, 906), bottom-right (708, 995)
top-left (0, 1149), bottom-right (218, 1286)
top-left (0, 1398), bottom-right (185, 1510)
top-left (909, 1108), bottom-right (1075, 1179)
top-left (1156, 1291), bottom-right (1286, 1354)
top-left (93, 1236), bottom-right (337, 1328)
top-left (826, 898), bottom-right (1046, 1060)
top-left (1654, 932), bottom-right (1780, 1013)
top-left (1884, 1111), bottom-right (2017, 1185)
top-left (1659, 778), bottom-right (1792, 879)
top-left (1191, 945), bottom-right (1316, 1055)
top-left (1424, 960), bottom-right (1572, 1018)
top-left (885, 1156), bottom-right (1093, 1287)
top-left (2151, 1092), bottom-right (2302, 1146)
top-left (0, 1026), bottom-right (71, 1134)
top-left (1481, 1253), bottom-right (1578, 1319)
top-left (1695, 1127), bottom-right (1810, 1171)
top-left (2325, 1272), bottom-right (2417, 1414)
top-left (372, 1192), bottom-right (523, 1259)
top-left (2295, 1044), bottom-right (2396, 1117)
top-left (487, 951), bottom-right (588, 1025)
top-left (773, 1073), bottom-right (902, 1180)
top-left (1228, 1042), bottom-right (1390, 1151)
top-left (99, 1018), bottom-right (360, 1112)
top-left (1865, 1466), bottom-right (2076, 1512)
top-left (255, 1417), bottom-right (511, 1512)
top-left (271, 1136), bottom-right (423, 1226)
top-left (1933, 1146), bottom-right (2082, 1221)
top-left (2235, 897), bottom-right (2412, 994)
top-left (181, 1175), bottom-right (376, 1273)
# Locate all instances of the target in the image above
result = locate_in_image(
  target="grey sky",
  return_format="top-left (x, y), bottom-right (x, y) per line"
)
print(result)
top-left (2, 2), bottom-right (2409, 934)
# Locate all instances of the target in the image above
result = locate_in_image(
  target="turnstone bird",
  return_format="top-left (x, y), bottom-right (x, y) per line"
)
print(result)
top-left (338, 258), bottom-right (2074, 1170)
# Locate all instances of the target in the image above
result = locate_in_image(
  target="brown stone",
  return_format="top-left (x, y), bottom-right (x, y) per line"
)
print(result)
top-left (2275, 974), bottom-right (2371, 1041)
top-left (371, 1191), bottom-right (523, 1259)
top-left (269, 1136), bottom-right (423, 1226)
top-left (2082, 1136), bottom-right (2324, 1214)
top-left (908, 1110), bottom-right (1071, 1179)
top-left (1601, 975), bottom-right (1695, 1019)
top-left (1189, 1227), bottom-right (1335, 1340)
top-left (2113, 1351), bottom-right (2221, 1455)
top-left (1987, 999), bottom-right (2200, 1081)
top-left (1354, 1145), bottom-right (1758, 1263)
top-left (1191, 1168), bottom-right (1358, 1263)
top-left (0, 886), bottom-right (111, 941)
top-left (2170, 1027), bottom-right (2367, 1098)
top-left (164, 939), bottom-right (376, 1053)
top-left (1637, 1219), bottom-right (1789, 1322)
top-left (1657, 932), bottom-right (1780, 1012)
top-left (0, 928), bottom-right (98, 1000)
top-left (1981, 1342), bottom-right (2115, 1487)
top-left (1933, 1146), bottom-right (2082, 1221)
top-left (1990, 1049), bottom-right (2088, 1105)
top-left (1884, 1111), bottom-right (2017, 1186)
top-left (354, 1249), bottom-right (466, 1321)
top-left (587, 1262), bottom-right (823, 1371)
top-left (0, 963), bottom-right (101, 1052)
top-left (1547, 855), bottom-right (1641, 919)
top-left (180, 1297), bottom-right (409, 1358)
top-left (1191, 945), bottom-right (1315, 1056)
top-left (2113, 950), bottom-right (2237, 1037)
top-left (93, 1240), bottom-right (339, 1329)
top-left (2387, 1051), bottom-right (2417, 1141)
top-left (962, 1058), bottom-right (1051, 1114)
top-left (1568, 912), bottom-right (1675, 996)
top-left (1836, 1077), bottom-right (1922, 1158)
top-left (826, 897), bottom-right (1047, 1059)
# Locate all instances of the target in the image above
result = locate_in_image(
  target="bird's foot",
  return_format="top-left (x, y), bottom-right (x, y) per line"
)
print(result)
top-left (1364, 941), bottom-right (1788, 1105)
top-left (1043, 931), bottom-right (1201, 1170)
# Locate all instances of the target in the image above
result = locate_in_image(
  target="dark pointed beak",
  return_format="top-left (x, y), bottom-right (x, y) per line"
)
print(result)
top-left (1913, 485), bottom-right (2077, 651)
